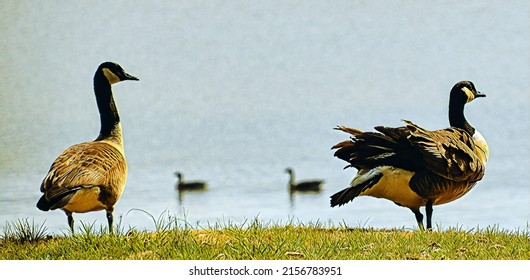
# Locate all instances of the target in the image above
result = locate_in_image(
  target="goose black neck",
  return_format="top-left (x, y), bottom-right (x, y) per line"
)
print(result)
top-left (94, 71), bottom-right (120, 139)
top-left (449, 93), bottom-right (474, 136)
top-left (287, 171), bottom-right (295, 186)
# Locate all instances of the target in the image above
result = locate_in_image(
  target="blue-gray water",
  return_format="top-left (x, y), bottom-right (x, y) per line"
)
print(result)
top-left (1, 1), bottom-right (529, 234)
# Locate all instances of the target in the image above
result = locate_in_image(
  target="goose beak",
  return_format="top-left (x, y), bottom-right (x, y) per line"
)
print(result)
top-left (475, 92), bottom-right (486, 98)
top-left (123, 72), bottom-right (139, 81)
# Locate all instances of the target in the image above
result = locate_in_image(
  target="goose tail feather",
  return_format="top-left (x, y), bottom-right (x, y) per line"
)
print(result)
top-left (330, 169), bottom-right (383, 207)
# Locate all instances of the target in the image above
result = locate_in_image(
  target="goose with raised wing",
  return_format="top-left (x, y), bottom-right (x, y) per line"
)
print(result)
top-left (36, 62), bottom-right (139, 233)
top-left (330, 81), bottom-right (489, 230)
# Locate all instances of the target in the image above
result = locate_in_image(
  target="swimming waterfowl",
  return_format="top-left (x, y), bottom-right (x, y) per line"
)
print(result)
top-left (330, 81), bottom-right (489, 230)
top-left (36, 62), bottom-right (139, 233)
top-left (175, 172), bottom-right (207, 191)
top-left (285, 168), bottom-right (324, 192)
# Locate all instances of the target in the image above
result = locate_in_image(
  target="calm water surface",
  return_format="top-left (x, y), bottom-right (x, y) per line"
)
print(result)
top-left (1, 1), bottom-right (529, 234)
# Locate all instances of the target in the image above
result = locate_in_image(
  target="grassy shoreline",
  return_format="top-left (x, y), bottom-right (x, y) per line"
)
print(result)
top-left (1, 218), bottom-right (528, 260)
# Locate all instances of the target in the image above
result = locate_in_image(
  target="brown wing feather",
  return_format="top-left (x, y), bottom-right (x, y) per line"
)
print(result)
top-left (334, 125), bottom-right (363, 136)
top-left (403, 120), bottom-right (485, 182)
top-left (40, 141), bottom-right (127, 203)
top-left (333, 124), bottom-right (420, 171)
top-left (332, 120), bottom-right (486, 183)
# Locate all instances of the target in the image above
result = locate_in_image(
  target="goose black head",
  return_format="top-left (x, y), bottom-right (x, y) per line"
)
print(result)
top-left (98, 62), bottom-right (139, 85)
top-left (452, 81), bottom-right (485, 104)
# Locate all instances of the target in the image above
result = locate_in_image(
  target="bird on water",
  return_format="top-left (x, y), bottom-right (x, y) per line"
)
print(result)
top-left (330, 81), bottom-right (489, 230)
top-left (36, 62), bottom-right (139, 233)
top-left (174, 172), bottom-right (207, 191)
top-left (285, 167), bottom-right (324, 207)
top-left (174, 172), bottom-right (207, 204)
top-left (285, 168), bottom-right (324, 192)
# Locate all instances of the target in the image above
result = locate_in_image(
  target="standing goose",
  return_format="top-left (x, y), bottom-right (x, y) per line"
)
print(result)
top-left (36, 62), bottom-right (139, 233)
top-left (285, 168), bottom-right (324, 192)
top-left (330, 81), bottom-right (488, 230)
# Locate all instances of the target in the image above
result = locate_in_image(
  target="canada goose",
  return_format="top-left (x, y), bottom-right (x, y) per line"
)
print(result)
top-left (36, 62), bottom-right (138, 233)
top-left (330, 81), bottom-right (488, 230)
top-left (285, 168), bottom-right (324, 192)
top-left (174, 172), bottom-right (207, 191)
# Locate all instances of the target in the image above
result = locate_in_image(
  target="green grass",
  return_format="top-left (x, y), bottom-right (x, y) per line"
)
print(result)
top-left (1, 216), bottom-right (528, 260)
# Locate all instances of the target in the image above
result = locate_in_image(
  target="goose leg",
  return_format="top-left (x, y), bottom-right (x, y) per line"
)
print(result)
top-left (65, 210), bottom-right (74, 234)
top-left (411, 208), bottom-right (424, 230)
top-left (426, 200), bottom-right (434, 230)
top-left (106, 208), bottom-right (114, 234)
